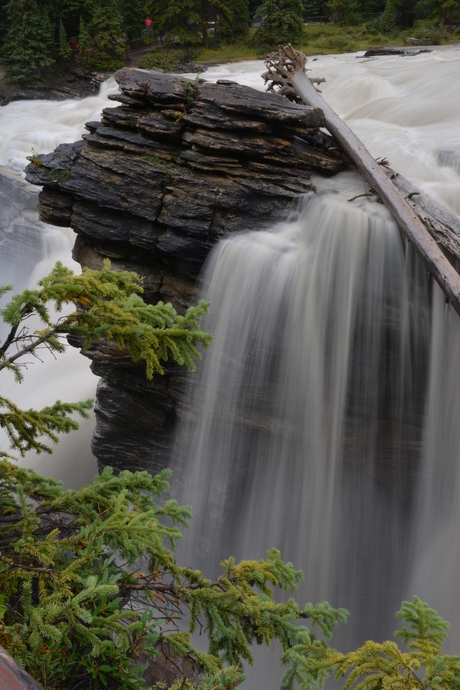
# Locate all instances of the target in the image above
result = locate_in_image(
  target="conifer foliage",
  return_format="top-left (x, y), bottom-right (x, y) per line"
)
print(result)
top-left (3, 0), bottom-right (55, 86)
top-left (78, 0), bottom-right (125, 71)
top-left (254, 0), bottom-right (304, 46)
top-left (281, 596), bottom-right (460, 690)
top-left (220, 0), bottom-right (252, 40)
top-left (0, 459), bottom-right (348, 689)
top-left (0, 260), bottom-right (211, 457)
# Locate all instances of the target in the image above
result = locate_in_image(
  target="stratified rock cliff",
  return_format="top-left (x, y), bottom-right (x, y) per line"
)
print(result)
top-left (25, 67), bottom-right (346, 473)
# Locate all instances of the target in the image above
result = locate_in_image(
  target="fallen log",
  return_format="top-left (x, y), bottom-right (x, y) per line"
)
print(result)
top-left (383, 166), bottom-right (460, 261)
top-left (262, 45), bottom-right (460, 316)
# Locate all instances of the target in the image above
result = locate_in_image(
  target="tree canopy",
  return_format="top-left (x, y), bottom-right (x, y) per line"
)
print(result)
top-left (3, 0), bottom-right (55, 87)
top-left (253, 0), bottom-right (304, 46)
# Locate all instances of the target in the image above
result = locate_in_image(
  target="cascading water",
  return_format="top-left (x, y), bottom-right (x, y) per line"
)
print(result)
top-left (173, 45), bottom-right (460, 660)
top-left (1, 47), bottom-right (460, 671)
top-left (0, 79), bottom-right (118, 487)
top-left (173, 175), bottom-right (431, 646)
top-left (409, 285), bottom-right (460, 651)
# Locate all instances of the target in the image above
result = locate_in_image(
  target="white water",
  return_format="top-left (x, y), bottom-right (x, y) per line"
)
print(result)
top-left (0, 79), bottom-right (118, 487)
top-left (174, 181), bottom-right (430, 642)
top-left (175, 44), bottom-right (460, 658)
top-left (1, 47), bottom-right (460, 665)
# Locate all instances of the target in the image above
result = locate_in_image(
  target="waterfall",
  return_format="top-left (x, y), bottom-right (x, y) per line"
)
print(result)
top-left (171, 47), bottom-right (460, 655)
top-left (1, 47), bottom-right (460, 665)
top-left (173, 173), bottom-right (431, 646)
top-left (409, 285), bottom-right (460, 650)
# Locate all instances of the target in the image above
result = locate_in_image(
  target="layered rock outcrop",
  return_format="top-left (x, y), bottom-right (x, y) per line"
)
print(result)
top-left (25, 67), bottom-right (346, 473)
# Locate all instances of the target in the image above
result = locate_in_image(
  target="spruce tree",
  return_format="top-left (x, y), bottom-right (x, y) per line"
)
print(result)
top-left (219, 0), bottom-right (251, 40)
top-left (117, 0), bottom-right (144, 39)
top-left (151, 0), bottom-right (201, 46)
top-left (283, 597), bottom-right (460, 690)
top-left (78, 0), bottom-right (125, 71)
top-left (3, 0), bottom-right (55, 86)
top-left (254, 0), bottom-right (304, 45)
top-left (377, 0), bottom-right (418, 28)
top-left (327, 0), bottom-right (359, 23)
top-left (0, 262), bottom-right (351, 689)
top-left (0, 0), bottom-right (9, 52)
top-left (146, 0), bottom-right (232, 46)
top-left (421, 0), bottom-right (460, 23)
top-left (0, 260), bottom-right (212, 456)
top-left (302, 0), bottom-right (329, 18)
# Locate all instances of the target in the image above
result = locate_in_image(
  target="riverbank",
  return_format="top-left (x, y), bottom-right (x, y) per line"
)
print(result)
top-left (137, 21), bottom-right (460, 70)
top-left (1, 21), bottom-right (458, 106)
top-left (0, 65), bottom-right (110, 106)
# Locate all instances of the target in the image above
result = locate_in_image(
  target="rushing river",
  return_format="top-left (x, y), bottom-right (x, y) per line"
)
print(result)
top-left (0, 79), bottom-right (119, 487)
top-left (175, 45), bottom-right (460, 650)
top-left (1, 46), bottom-right (460, 679)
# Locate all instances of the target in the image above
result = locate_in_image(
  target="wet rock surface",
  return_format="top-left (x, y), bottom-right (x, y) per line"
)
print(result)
top-left (0, 68), bottom-right (106, 106)
top-left (25, 67), bottom-right (346, 473)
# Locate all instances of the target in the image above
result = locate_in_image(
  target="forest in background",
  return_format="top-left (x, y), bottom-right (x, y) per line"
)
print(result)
top-left (0, 0), bottom-right (459, 85)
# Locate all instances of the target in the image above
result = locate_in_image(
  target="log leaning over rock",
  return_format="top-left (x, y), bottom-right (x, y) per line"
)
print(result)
top-left (382, 166), bottom-right (460, 260)
top-left (263, 45), bottom-right (460, 316)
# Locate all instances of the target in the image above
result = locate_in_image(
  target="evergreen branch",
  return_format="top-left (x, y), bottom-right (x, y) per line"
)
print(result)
top-left (1, 326), bottom-right (61, 368)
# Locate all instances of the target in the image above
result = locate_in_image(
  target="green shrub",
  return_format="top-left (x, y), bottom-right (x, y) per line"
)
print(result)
top-left (253, 0), bottom-right (305, 45)
top-left (138, 50), bottom-right (178, 70)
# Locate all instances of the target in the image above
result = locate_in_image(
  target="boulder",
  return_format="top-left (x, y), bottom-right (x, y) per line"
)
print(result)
top-left (25, 68), bottom-right (346, 473)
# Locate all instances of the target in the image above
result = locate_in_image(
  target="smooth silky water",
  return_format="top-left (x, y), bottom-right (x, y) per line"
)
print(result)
top-left (0, 48), bottom-right (459, 678)
top-left (0, 79), bottom-right (119, 487)
top-left (175, 46), bottom-right (460, 661)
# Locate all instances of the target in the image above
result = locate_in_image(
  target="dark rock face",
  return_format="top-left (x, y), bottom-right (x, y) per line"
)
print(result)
top-left (0, 69), bottom-right (104, 107)
top-left (25, 67), bottom-right (346, 473)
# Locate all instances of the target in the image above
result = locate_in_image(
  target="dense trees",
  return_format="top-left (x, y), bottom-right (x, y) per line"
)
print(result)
top-left (254, 0), bottom-right (304, 44)
top-left (2, 0), bottom-right (56, 86)
top-left (144, 0), bottom-right (252, 47)
top-left (1, 0), bottom-right (458, 84)
top-left (220, 0), bottom-right (252, 40)
top-left (416, 0), bottom-right (460, 22)
top-left (376, 0), bottom-right (457, 30)
top-left (78, 0), bottom-right (125, 71)
top-left (0, 0), bottom-right (252, 82)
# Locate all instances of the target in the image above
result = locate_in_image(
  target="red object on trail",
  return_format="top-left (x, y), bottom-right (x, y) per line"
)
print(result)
top-left (145, 17), bottom-right (153, 28)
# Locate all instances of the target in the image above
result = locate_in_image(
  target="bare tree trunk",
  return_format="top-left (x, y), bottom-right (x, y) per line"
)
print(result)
top-left (383, 166), bottom-right (460, 260)
top-left (263, 45), bottom-right (460, 316)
